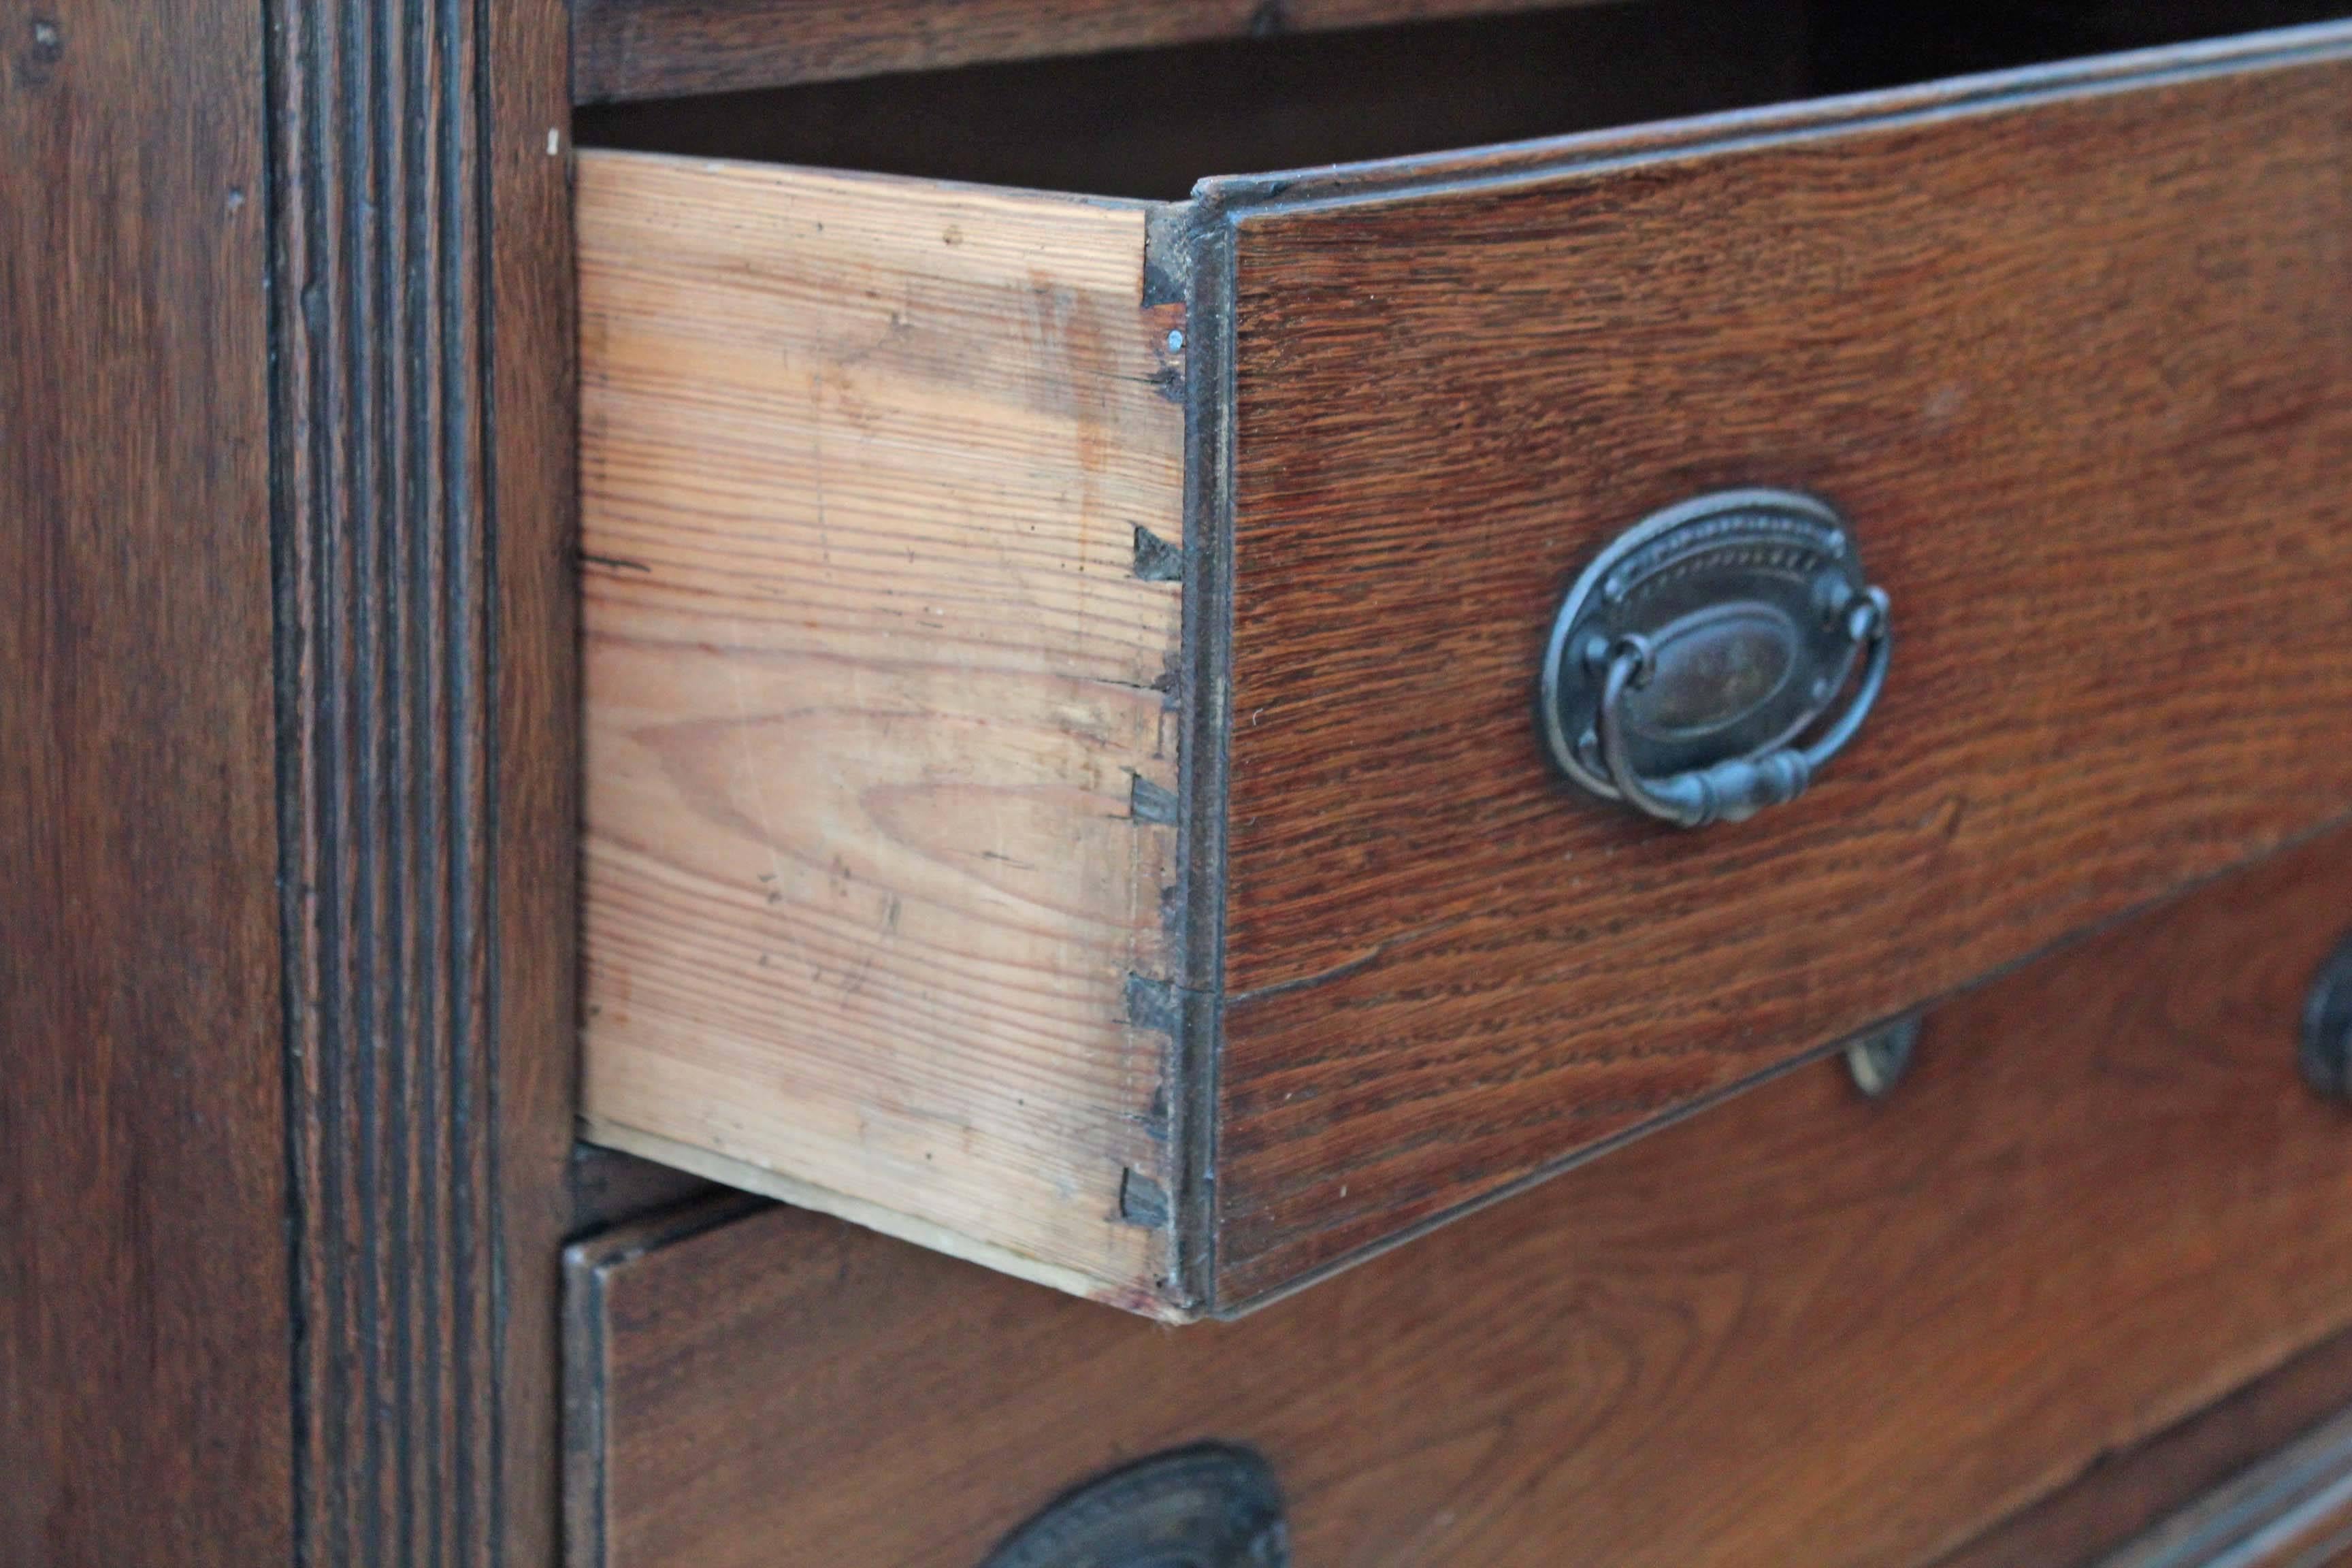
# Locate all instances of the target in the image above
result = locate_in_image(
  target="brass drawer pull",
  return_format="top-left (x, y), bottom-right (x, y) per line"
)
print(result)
top-left (2301, 934), bottom-right (2352, 1099)
top-left (980, 1446), bottom-right (1288, 1568)
top-left (1543, 489), bottom-right (1893, 828)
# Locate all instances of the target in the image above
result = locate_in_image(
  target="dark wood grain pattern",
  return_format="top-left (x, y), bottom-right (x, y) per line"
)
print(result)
top-left (2, 0), bottom-right (578, 1551)
top-left (265, 0), bottom-right (578, 1554)
top-left (571, 828), bottom-right (2352, 1568)
top-left (1204, 28), bottom-right (2352, 1300)
top-left (571, 0), bottom-right (1612, 104)
top-left (0, 0), bottom-right (293, 1562)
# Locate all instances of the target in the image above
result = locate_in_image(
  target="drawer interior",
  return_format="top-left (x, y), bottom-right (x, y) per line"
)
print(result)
top-left (576, 0), bottom-right (2352, 195)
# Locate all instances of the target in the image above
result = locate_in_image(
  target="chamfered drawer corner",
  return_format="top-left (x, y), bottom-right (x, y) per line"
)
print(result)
top-left (578, 22), bottom-right (2352, 1318)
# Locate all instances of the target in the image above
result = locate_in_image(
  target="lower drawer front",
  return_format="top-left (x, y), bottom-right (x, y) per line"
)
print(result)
top-left (568, 827), bottom-right (2352, 1568)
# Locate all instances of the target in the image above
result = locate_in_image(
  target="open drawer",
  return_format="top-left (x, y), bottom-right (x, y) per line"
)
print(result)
top-left (578, 20), bottom-right (2352, 1318)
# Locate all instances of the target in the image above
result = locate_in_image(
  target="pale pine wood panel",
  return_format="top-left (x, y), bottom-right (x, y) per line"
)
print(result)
top-left (578, 151), bottom-right (1186, 1306)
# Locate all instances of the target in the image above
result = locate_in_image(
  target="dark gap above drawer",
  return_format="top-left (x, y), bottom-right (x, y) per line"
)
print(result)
top-left (1807, 0), bottom-right (2352, 91)
top-left (574, 0), bottom-right (1804, 200)
top-left (574, 0), bottom-right (2352, 199)
top-left (572, 0), bottom-right (1630, 104)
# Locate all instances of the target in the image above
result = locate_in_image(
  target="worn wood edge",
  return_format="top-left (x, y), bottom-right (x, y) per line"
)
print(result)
top-left (583, 1120), bottom-right (1199, 1322)
top-left (578, 149), bottom-right (1192, 1305)
top-left (563, 1191), bottom-right (772, 1568)
top-left (560, 1241), bottom-right (615, 1568)
top-left (574, 142), bottom-right (1168, 214)
top-left (1168, 193), bottom-right (1232, 1309)
top-left (1194, 16), bottom-right (2352, 215)
top-left (2090, 1405), bottom-right (2352, 1568)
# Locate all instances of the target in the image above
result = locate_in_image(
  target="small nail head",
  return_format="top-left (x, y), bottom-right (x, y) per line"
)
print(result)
top-left (1845, 1016), bottom-right (1919, 1100)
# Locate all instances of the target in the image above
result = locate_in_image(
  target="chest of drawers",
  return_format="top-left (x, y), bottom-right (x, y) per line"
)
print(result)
top-left (16, 0), bottom-right (2352, 1563)
top-left (577, 18), bottom-right (2352, 1316)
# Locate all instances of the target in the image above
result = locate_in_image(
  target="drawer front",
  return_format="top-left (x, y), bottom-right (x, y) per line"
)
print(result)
top-left (568, 828), bottom-right (2352, 1568)
top-left (580, 24), bottom-right (2352, 1316)
top-left (1203, 28), bottom-right (2352, 1301)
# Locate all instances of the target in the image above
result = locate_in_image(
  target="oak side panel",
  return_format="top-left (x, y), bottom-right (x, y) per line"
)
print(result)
top-left (489, 0), bottom-right (586, 1553)
top-left (572, 0), bottom-right (1612, 103)
top-left (578, 152), bottom-right (1187, 1305)
top-left (265, 0), bottom-right (588, 1550)
top-left (1214, 35), bottom-right (2352, 1298)
top-left (0, 0), bottom-right (293, 1560)
top-left (575, 828), bottom-right (2352, 1568)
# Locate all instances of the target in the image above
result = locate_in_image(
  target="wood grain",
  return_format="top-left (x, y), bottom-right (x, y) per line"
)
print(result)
top-left (1207, 29), bottom-right (2352, 1300)
top-left (578, 152), bottom-right (1188, 1307)
top-left (0, 0), bottom-right (293, 1560)
top-left (570, 827), bottom-right (2352, 1568)
top-left (571, 0), bottom-right (1613, 104)
top-left (264, 0), bottom-right (585, 1552)
top-left (487, 0), bottom-right (587, 1550)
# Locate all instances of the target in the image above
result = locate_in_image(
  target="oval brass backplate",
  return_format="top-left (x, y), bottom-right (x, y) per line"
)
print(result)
top-left (1539, 488), bottom-right (1876, 813)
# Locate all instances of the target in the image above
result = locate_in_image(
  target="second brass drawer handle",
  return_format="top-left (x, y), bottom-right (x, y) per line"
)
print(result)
top-left (1541, 489), bottom-right (1893, 829)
